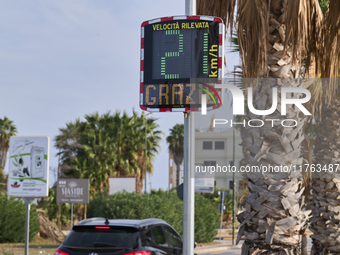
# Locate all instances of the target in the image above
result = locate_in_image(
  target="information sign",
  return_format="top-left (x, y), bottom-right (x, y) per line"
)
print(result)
top-left (140, 16), bottom-right (224, 112)
top-left (108, 176), bottom-right (137, 195)
top-left (7, 136), bottom-right (50, 197)
top-left (56, 179), bottom-right (89, 204)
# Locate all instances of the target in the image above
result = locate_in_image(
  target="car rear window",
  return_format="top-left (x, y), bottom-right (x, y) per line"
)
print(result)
top-left (63, 226), bottom-right (140, 248)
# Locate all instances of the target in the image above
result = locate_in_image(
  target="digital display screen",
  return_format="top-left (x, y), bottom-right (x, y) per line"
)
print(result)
top-left (152, 29), bottom-right (193, 80)
top-left (141, 17), bottom-right (223, 110)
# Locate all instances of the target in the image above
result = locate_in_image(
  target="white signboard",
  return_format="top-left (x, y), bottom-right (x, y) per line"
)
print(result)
top-left (56, 179), bottom-right (89, 204)
top-left (108, 177), bottom-right (136, 195)
top-left (8, 136), bottom-right (50, 197)
top-left (195, 171), bottom-right (214, 193)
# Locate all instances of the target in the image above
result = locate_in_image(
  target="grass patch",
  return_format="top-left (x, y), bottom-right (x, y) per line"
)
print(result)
top-left (1, 248), bottom-right (14, 255)
top-left (0, 236), bottom-right (59, 255)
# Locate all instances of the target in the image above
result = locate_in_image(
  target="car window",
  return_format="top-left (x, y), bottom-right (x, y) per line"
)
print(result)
top-left (151, 226), bottom-right (169, 247)
top-left (142, 228), bottom-right (153, 246)
top-left (163, 226), bottom-right (182, 248)
top-left (144, 228), bottom-right (153, 240)
top-left (63, 226), bottom-right (140, 248)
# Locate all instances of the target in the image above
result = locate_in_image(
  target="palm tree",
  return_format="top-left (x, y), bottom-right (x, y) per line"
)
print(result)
top-left (81, 112), bottom-right (116, 193)
top-left (0, 117), bottom-right (17, 187)
top-left (284, 1), bottom-right (340, 254)
top-left (130, 112), bottom-right (162, 193)
top-left (196, 0), bottom-right (340, 254)
top-left (55, 119), bottom-right (86, 178)
top-left (307, 1), bottom-right (340, 249)
top-left (167, 124), bottom-right (184, 187)
top-left (310, 96), bottom-right (340, 254)
top-left (55, 111), bottom-right (162, 195)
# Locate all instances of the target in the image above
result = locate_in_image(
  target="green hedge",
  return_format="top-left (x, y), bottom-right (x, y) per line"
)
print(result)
top-left (0, 193), bottom-right (39, 243)
top-left (87, 189), bottom-right (219, 243)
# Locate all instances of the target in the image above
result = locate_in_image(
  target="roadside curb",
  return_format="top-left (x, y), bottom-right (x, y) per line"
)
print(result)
top-left (195, 244), bottom-right (242, 254)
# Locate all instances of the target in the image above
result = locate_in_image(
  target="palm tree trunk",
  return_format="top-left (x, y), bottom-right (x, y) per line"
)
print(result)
top-left (236, 1), bottom-right (310, 254)
top-left (310, 97), bottom-right (340, 254)
top-left (237, 80), bottom-right (310, 255)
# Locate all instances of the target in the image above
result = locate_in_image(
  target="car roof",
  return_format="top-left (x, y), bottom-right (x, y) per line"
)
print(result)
top-left (76, 217), bottom-right (169, 228)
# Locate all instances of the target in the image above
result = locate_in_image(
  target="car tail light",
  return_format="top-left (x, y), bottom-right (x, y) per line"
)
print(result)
top-left (123, 251), bottom-right (152, 255)
top-left (55, 249), bottom-right (69, 255)
top-left (95, 226), bottom-right (110, 229)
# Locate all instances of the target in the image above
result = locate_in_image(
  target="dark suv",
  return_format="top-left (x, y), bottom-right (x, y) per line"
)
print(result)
top-left (55, 218), bottom-right (183, 255)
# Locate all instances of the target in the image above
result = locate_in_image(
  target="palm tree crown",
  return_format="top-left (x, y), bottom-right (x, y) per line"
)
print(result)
top-left (55, 111), bottom-right (162, 194)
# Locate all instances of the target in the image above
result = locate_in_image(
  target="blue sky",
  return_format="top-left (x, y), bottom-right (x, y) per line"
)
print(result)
top-left (0, 0), bottom-right (238, 191)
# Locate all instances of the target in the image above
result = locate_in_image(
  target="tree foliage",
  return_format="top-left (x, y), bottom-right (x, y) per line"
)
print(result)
top-left (319, 0), bottom-right (330, 14)
top-left (55, 111), bottom-right (162, 194)
top-left (0, 117), bottom-right (17, 192)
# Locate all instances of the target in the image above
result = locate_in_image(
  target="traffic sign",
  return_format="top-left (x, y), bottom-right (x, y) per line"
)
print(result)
top-left (218, 190), bottom-right (228, 202)
top-left (218, 203), bottom-right (226, 213)
top-left (140, 15), bottom-right (224, 112)
top-left (177, 183), bottom-right (184, 201)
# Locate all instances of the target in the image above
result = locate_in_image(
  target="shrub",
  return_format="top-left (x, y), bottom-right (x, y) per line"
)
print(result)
top-left (0, 193), bottom-right (40, 243)
top-left (88, 189), bottom-right (219, 243)
top-left (194, 194), bottom-right (219, 242)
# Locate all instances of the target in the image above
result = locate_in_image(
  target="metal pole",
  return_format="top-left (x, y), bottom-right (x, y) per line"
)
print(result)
top-left (84, 204), bottom-right (87, 219)
top-left (185, 0), bottom-right (196, 15)
top-left (219, 192), bottom-right (224, 241)
top-left (23, 197), bottom-right (33, 255)
top-left (232, 67), bottom-right (237, 245)
top-left (232, 112), bottom-right (236, 245)
top-left (144, 113), bottom-right (147, 193)
top-left (183, 2), bottom-right (196, 255)
top-left (183, 112), bottom-right (195, 255)
top-left (219, 209), bottom-right (223, 241)
top-left (58, 204), bottom-right (61, 229)
top-left (71, 203), bottom-right (74, 229)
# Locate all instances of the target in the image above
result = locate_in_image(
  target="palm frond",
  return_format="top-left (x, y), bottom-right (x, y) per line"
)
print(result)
top-left (320, 0), bottom-right (340, 79)
top-left (197, 0), bottom-right (236, 34)
top-left (285, 0), bottom-right (323, 77)
top-left (230, 32), bottom-right (239, 53)
top-left (237, 0), bottom-right (269, 78)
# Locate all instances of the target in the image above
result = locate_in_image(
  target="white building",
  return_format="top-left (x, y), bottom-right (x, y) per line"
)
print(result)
top-left (168, 126), bottom-right (244, 192)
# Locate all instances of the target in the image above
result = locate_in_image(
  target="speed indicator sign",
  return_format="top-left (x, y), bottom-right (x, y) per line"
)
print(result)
top-left (140, 16), bottom-right (224, 112)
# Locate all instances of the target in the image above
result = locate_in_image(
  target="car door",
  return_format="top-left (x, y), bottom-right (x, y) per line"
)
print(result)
top-left (162, 225), bottom-right (182, 255)
top-left (143, 225), bottom-right (172, 255)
